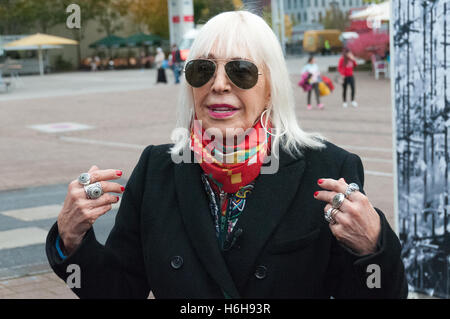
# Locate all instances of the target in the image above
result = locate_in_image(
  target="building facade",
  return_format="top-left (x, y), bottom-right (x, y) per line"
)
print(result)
top-left (284, 0), bottom-right (365, 25)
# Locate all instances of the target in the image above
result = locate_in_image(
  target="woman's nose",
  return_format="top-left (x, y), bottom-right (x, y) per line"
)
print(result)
top-left (211, 64), bottom-right (232, 93)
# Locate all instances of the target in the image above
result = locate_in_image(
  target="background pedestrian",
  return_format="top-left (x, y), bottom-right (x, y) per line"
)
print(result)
top-left (338, 48), bottom-right (358, 108)
top-left (301, 56), bottom-right (323, 110)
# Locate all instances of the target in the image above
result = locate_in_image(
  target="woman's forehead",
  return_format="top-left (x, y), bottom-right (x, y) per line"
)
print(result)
top-left (196, 40), bottom-right (257, 61)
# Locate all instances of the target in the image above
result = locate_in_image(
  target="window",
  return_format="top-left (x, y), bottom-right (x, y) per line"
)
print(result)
top-left (298, 12), bottom-right (302, 22)
top-left (304, 12), bottom-right (308, 22)
top-left (300, 0), bottom-right (304, 8)
top-left (322, 0), bottom-right (325, 7)
top-left (349, 0), bottom-right (353, 6)
top-left (315, 0), bottom-right (318, 7)
top-left (343, 0), bottom-right (346, 6)
top-left (307, 0), bottom-right (310, 7)
top-left (288, 0), bottom-right (291, 10)
top-left (319, 12), bottom-right (323, 22)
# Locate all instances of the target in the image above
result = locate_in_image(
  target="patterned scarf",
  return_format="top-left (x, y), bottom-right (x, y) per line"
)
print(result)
top-left (190, 114), bottom-right (271, 194)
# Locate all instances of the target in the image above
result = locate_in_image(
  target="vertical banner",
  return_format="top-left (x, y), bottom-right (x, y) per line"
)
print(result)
top-left (393, 0), bottom-right (450, 298)
top-left (168, 0), bottom-right (195, 46)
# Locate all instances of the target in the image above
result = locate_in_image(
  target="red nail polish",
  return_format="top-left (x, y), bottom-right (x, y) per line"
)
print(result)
top-left (116, 170), bottom-right (122, 177)
top-left (314, 191), bottom-right (319, 197)
top-left (318, 179), bottom-right (324, 184)
top-left (116, 196), bottom-right (119, 202)
top-left (121, 186), bottom-right (125, 192)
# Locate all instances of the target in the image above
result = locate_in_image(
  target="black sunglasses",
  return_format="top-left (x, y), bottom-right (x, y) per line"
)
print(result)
top-left (184, 59), bottom-right (262, 90)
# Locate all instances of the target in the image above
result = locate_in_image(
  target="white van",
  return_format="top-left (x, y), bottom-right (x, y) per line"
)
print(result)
top-left (179, 27), bottom-right (201, 61)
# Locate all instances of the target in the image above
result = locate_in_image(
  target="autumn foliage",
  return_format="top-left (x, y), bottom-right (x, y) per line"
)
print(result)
top-left (346, 31), bottom-right (389, 61)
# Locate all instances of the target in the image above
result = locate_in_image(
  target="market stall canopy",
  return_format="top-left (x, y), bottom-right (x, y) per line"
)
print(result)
top-left (3, 44), bottom-right (63, 51)
top-left (124, 33), bottom-right (162, 47)
top-left (3, 33), bottom-right (78, 47)
top-left (350, 1), bottom-right (391, 21)
top-left (89, 35), bottom-right (126, 49)
top-left (3, 33), bottom-right (78, 75)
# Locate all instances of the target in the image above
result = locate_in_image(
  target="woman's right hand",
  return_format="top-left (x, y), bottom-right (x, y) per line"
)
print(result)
top-left (57, 165), bottom-right (124, 255)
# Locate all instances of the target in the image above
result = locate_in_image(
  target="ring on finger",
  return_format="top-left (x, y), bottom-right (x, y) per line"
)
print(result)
top-left (345, 183), bottom-right (359, 198)
top-left (332, 193), bottom-right (345, 209)
top-left (78, 172), bottom-right (91, 186)
top-left (325, 207), bottom-right (338, 224)
top-left (330, 208), bottom-right (340, 224)
top-left (84, 182), bottom-right (103, 199)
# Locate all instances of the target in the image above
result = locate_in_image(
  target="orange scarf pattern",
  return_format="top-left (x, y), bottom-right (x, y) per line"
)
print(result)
top-left (190, 116), bottom-right (271, 193)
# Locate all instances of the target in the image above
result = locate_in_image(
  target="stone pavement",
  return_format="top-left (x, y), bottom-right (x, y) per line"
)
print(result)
top-left (0, 56), bottom-right (424, 298)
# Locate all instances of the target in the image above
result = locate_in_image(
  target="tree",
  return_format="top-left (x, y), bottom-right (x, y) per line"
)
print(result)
top-left (25, 0), bottom-right (67, 33)
top-left (347, 31), bottom-right (389, 61)
top-left (116, 0), bottom-right (169, 38)
top-left (0, 0), bottom-right (57, 34)
top-left (322, 4), bottom-right (350, 31)
top-left (193, 0), bottom-right (236, 24)
top-left (59, 0), bottom-right (114, 66)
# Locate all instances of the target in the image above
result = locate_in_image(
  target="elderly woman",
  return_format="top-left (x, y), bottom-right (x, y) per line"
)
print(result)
top-left (46, 11), bottom-right (407, 299)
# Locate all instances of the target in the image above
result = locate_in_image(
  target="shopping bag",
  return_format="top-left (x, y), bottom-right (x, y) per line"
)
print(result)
top-left (321, 75), bottom-right (334, 91)
top-left (298, 72), bottom-right (312, 92)
top-left (318, 81), bottom-right (331, 96)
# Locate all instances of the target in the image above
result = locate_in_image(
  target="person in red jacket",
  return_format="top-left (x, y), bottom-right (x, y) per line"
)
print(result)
top-left (338, 48), bottom-right (357, 108)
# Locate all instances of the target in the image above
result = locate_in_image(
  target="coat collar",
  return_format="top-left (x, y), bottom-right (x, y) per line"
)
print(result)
top-left (174, 146), bottom-right (306, 297)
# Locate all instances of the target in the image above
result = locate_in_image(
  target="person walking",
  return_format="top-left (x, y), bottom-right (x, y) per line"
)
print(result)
top-left (154, 47), bottom-right (167, 84)
top-left (301, 56), bottom-right (323, 110)
top-left (338, 48), bottom-right (357, 108)
top-left (171, 44), bottom-right (183, 84)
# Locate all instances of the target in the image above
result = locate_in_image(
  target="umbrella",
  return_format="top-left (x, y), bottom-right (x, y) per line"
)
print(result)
top-left (124, 33), bottom-right (162, 47)
top-left (339, 32), bottom-right (359, 41)
top-left (88, 35), bottom-right (126, 49)
top-left (3, 33), bottom-right (78, 76)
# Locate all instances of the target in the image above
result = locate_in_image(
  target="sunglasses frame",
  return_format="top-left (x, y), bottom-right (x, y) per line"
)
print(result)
top-left (183, 58), bottom-right (263, 90)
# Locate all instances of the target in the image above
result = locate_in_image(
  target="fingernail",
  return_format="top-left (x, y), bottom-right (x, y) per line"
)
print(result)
top-left (120, 186), bottom-right (125, 192)
top-left (318, 179), bottom-right (324, 184)
top-left (116, 196), bottom-right (119, 202)
top-left (343, 178), bottom-right (346, 183)
top-left (314, 191), bottom-right (319, 197)
top-left (116, 170), bottom-right (122, 177)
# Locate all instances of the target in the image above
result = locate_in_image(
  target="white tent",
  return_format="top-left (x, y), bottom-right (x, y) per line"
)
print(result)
top-left (350, 1), bottom-right (391, 21)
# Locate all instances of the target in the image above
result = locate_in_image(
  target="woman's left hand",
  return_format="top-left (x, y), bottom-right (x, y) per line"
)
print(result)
top-left (314, 178), bottom-right (381, 255)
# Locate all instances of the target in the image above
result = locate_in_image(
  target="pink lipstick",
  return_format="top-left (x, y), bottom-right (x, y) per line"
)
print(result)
top-left (207, 104), bottom-right (239, 119)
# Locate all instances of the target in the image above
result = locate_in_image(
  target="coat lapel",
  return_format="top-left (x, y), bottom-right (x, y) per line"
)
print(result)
top-left (223, 148), bottom-right (307, 293)
top-left (174, 156), bottom-right (241, 298)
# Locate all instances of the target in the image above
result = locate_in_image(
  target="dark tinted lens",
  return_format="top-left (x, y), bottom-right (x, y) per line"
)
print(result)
top-left (225, 60), bottom-right (259, 89)
top-left (185, 59), bottom-right (216, 87)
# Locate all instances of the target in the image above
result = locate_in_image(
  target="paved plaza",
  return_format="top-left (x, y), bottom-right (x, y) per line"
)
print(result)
top-left (0, 55), bottom-right (419, 298)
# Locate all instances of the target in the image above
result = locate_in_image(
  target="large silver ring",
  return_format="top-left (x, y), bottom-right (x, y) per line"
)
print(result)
top-left (325, 207), bottom-right (339, 224)
top-left (78, 173), bottom-right (91, 186)
top-left (84, 182), bottom-right (103, 199)
top-left (332, 193), bottom-right (345, 209)
top-left (345, 183), bottom-right (359, 198)
top-left (325, 207), bottom-right (334, 223)
top-left (330, 208), bottom-right (339, 224)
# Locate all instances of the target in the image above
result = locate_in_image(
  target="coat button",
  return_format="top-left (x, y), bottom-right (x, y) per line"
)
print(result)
top-left (170, 256), bottom-right (183, 269)
top-left (255, 265), bottom-right (267, 279)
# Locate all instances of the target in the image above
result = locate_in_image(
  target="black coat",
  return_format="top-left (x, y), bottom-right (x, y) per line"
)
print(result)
top-left (46, 142), bottom-right (408, 299)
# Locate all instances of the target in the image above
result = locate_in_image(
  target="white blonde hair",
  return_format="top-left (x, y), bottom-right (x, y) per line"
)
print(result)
top-left (170, 10), bottom-right (326, 158)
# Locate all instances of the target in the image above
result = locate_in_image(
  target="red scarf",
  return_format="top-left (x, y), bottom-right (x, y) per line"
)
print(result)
top-left (190, 115), bottom-right (271, 193)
